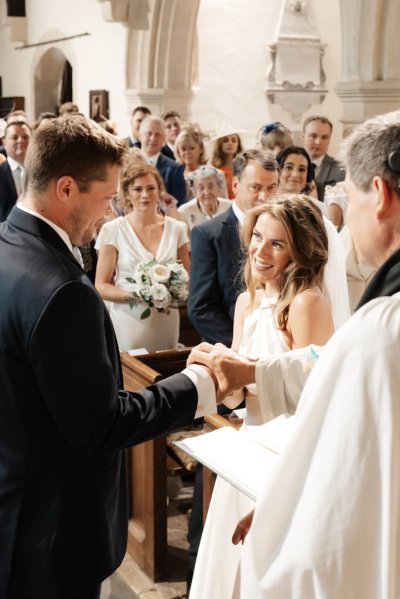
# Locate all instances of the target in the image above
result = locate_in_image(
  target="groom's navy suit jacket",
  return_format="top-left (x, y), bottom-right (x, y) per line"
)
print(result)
top-left (0, 208), bottom-right (198, 598)
top-left (188, 206), bottom-right (244, 346)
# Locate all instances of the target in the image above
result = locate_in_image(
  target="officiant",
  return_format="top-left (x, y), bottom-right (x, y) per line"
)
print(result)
top-left (189, 110), bottom-right (400, 596)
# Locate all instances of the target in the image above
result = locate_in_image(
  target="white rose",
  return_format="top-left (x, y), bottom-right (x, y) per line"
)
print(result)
top-left (150, 283), bottom-right (171, 309)
top-left (149, 263), bottom-right (171, 283)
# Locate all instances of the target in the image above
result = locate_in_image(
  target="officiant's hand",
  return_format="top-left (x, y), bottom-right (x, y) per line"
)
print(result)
top-left (232, 509), bottom-right (254, 545)
top-left (187, 343), bottom-right (257, 399)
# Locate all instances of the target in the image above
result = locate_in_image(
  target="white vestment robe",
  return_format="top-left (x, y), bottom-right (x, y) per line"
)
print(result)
top-left (241, 293), bottom-right (400, 598)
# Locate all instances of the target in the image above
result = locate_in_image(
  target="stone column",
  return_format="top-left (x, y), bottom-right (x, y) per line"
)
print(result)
top-left (335, 0), bottom-right (400, 133)
top-left (98, 0), bottom-right (200, 119)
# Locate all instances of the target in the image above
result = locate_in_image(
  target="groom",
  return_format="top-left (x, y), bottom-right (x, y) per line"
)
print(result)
top-left (0, 115), bottom-right (218, 599)
top-left (189, 111), bottom-right (400, 595)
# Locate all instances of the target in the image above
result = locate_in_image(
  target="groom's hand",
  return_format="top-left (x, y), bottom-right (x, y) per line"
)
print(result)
top-left (187, 342), bottom-right (257, 399)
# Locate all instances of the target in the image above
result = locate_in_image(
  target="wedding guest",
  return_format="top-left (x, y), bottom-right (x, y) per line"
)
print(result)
top-left (302, 114), bottom-right (345, 201)
top-left (95, 161), bottom-right (189, 351)
top-left (58, 101), bottom-right (79, 117)
top-left (325, 181), bottom-right (348, 228)
top-left (275, 146), bottom-right (350, 327)
top-left (175, 125), bottom-right (210, 200)
top-left (211, 126), bottom-right (244, 199)
top-left (178, 165), bottom-right (231, 241)
top-left (125, 105), bottom-right (151, 148)
top-left (0, 120), bottom-right (32, 221)
top-left (6, 109), bottom-right (29, 125)
top-left (139, 115), bottom-right (186, 206)
top-left (32, 111), bottom-right (57, 132)
top-left (276, 146), bottom-right (316, 197)
top-left (258, 122), bottom-right (293, 156)
top-left (162, 110), bottom-right (182, 158)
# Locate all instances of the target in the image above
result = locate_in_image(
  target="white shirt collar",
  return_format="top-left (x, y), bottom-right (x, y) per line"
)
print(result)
top-left (312, 155), bottom-right (325, 168)
top-left (7, 155), bottom-right (23, 171)
top-left (17, 204), bottom-right (73, 251)
top-left (231, 200), bottom-right (246, 225)
top-left (146, 152), bottom-right (160, 167)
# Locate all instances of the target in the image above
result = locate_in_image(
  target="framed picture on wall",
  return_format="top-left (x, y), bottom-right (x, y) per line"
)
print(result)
top-left (89, 89), bottom-right (109, 121)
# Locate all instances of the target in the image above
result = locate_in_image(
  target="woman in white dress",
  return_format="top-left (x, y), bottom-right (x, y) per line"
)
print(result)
top-left (190, 195), bottom-right (335, 599)
top-left (95, 162), bottom-right (190, 352)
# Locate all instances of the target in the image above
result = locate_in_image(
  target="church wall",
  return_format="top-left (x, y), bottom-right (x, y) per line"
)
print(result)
top-left (191, 0), bottom-right (343, 156)
top-left (0, 0), bottom-right (343, 153)
top-left (0, 0), bottom-right (129, 134)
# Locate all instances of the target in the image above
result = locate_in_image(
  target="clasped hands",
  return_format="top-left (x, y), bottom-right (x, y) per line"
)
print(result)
top-left (187, 342), bottom-right (257, 404)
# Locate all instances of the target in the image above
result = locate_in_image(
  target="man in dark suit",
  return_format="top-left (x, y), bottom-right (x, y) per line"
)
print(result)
top-left (125, 106), bottom-right (175, 159)
top-left (124, 105), bottom-right (151, 148)
top-left (302, 115), bottom-right (345, 201)
top-left (0, 116), bottom-right (217, 599)
top-left (139, 115), bottom-right (186, 206)
top-left (186, 149), bottom-right (278, 589)
top-left (0, 119), bottom-right (31, 221)
top-left (188, 149), bottom-right (279, 346)
top-left (161, 110), bottom-right (182, 159)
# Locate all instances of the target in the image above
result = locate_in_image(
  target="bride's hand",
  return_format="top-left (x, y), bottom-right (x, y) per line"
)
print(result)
top-left (232, 509), bottom-right (255, 545)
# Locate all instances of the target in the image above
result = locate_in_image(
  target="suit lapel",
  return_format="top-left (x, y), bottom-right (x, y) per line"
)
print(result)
top-left (221, 206), bottom-right (240, 246)
top-left (6, 207), bottom-right (81, 266)
top-left (316, 155), bottom-right (332, 183)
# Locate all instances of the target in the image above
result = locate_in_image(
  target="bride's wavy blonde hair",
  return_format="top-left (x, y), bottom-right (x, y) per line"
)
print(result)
top-left (240, 194), bottom-right (328, 330)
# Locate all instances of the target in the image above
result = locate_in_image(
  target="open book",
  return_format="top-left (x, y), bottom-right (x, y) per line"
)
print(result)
top-left (174, 414), bottom-right (294, 501)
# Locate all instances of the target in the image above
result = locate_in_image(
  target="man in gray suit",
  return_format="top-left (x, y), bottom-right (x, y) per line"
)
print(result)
top-left (302, 115), bottom-right (345, 201)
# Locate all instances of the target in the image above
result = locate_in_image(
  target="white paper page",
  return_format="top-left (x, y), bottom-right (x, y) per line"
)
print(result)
top-left (175, 427), bottom-right (278, 501)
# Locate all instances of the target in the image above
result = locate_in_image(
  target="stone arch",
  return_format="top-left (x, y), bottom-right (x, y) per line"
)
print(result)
top-left (33, 47), bottom-right (72, 117)
top-left (124, 0), bottom-right (200, 117)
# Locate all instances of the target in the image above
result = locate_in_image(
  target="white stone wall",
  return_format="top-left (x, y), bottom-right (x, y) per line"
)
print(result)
top-left (191, 0), bottom-right (343, 156)
top-left (0, 0), bottom-right (129, 135)
top-left (0, 0), bottom-right (343, 153)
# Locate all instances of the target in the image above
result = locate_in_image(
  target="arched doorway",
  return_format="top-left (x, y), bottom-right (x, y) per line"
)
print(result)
top-left (34, 47), bottom-right (72, 117)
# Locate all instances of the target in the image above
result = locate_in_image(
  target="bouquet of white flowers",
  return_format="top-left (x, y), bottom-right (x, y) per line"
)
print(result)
top-left (125, 259), bottom-right (189, 320)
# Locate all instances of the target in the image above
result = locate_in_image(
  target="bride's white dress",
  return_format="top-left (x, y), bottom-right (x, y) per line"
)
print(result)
top-left (189, 295), bottom-right (290, 599)
top-left (96, 216), bottom-right (188, 352)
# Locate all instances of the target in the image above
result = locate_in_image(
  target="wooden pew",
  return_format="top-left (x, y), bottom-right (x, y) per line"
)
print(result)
top-left (121, 348), bottom-right (191, 581)
top-left (121, 343), bottom-right (240, 579)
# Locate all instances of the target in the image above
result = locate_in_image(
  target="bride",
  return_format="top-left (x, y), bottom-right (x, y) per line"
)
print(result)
top-left (95, 161), bottom-right (190, 352)
top-left (189, 194), bottom-right (335, 599)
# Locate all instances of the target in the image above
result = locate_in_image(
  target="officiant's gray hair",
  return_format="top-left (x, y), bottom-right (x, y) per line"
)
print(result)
top-left (341, 110), bottom-right (400, 195)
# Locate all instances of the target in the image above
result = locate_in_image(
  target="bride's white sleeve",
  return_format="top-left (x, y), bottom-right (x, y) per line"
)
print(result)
top-left (255, 345), bottom-right (322, 422)
top-left (322, 217), bottom-right (351, 329)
